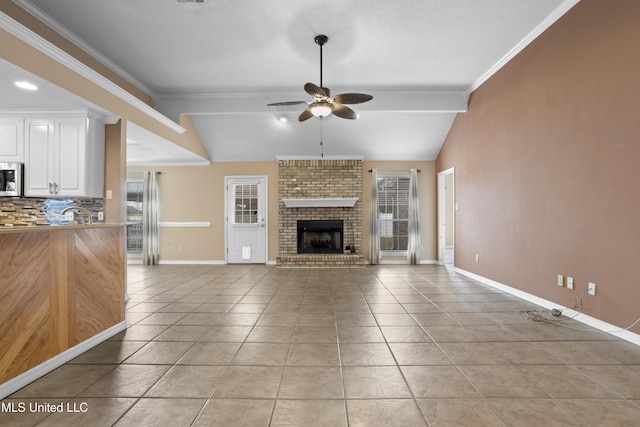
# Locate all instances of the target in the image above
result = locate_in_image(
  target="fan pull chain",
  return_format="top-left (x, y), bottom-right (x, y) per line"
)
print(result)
top-left (320, 117), bottom-right (324, 158)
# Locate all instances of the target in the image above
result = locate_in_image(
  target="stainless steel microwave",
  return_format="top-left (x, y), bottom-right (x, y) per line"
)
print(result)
top-left (0, 162), bottom-right (23, 197)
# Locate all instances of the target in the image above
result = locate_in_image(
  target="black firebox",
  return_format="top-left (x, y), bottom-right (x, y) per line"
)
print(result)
top-left (297, 220), bottom-right (343, 254)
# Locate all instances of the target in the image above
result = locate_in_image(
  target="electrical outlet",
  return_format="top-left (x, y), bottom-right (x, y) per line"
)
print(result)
top-left (557, 275), bottom-right (564, 287)
top-left (98, 211), bottom-right (104, 221)
top-left (588, 282), bottom-right (596, 296)
top-left (65, 211), bottom-right (74, 221)
top-left (567, 277), bottom-right (574, 289)
top-left (106, 190), bottom-right (113, 199)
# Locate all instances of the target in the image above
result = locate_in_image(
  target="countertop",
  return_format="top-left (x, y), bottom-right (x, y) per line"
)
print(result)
top-left (0, 223), bottom-right (125, 234)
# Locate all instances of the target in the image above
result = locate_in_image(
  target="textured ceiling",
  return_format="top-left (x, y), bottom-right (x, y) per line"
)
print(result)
top-left (4, 0), bottom-right (579, 163)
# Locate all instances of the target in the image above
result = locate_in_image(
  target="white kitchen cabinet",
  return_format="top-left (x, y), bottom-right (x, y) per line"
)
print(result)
top-left (0, 117), bottom-right (24, 162)
top-left (25, 114), bottom-right (105, 198)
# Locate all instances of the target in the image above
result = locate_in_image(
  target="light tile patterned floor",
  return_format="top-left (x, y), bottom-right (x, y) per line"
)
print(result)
top-left (2, 264), bottom-right (640, 426)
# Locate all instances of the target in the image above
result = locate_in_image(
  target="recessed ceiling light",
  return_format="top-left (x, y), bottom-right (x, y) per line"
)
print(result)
top-left (15, 81), bottom-right (38, 91)
top-left (279, 116), bottom-right (288, 123)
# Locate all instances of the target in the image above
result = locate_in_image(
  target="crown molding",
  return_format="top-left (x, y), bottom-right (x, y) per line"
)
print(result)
top-left (467, 0), bottom-right (581, 95)
top-left (13, 0), bottom-right (154, 96)
top-left (0, 11), bottom-right (185, 135)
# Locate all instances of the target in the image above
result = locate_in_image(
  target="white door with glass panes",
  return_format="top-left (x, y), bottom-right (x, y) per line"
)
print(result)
top-left (226, 177), bottom-right (267, 263)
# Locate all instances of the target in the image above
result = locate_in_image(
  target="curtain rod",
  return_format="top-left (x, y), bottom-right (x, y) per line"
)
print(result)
top-left (368, 169), bottom-right (420, 173)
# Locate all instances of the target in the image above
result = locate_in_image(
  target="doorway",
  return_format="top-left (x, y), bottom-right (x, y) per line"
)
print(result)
top-left (437, 167), bottom-right (455, 267)
top-left (225, 176), bottom-right (268, 264)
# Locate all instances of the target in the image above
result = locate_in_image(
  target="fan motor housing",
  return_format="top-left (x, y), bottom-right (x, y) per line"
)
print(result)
top-left (314, 35), bottom-right (328, 46)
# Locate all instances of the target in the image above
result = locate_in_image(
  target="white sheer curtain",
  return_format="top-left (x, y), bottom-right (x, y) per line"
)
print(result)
top-left (142, 171), bottom-right (160, 265)
top-left (407, 168), bottom-right (421, 265)
top-left (369, 169), bottom-right (380, 264)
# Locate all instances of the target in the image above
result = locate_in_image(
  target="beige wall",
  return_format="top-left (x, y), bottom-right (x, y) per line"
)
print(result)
top-left (362, 160), bottom-right (437, 262)
top-left (128, 162), bottom-right (279, 262)
top-left (131, 159), bottom-right (437, 263)
top-left (436, 0), bottom-right (640, 331)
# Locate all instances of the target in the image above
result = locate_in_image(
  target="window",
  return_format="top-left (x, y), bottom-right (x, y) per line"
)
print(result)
top-left (234, 184), bottom-right (258, 224)
top-left (377, 175), bottom-right (410, 252)
top-left (126, 181), bottom-right (144, 254)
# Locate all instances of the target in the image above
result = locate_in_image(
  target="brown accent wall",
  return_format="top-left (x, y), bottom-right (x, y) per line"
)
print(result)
top-left (436, 0), bottom-right (640, 331)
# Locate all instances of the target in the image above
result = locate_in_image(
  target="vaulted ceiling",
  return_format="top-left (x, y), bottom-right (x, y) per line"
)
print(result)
top-left (2, 0), bottom-right (579, 164)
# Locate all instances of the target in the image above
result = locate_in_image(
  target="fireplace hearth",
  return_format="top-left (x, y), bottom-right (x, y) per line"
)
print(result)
top-left (297, 220), bottom-right (343, 254)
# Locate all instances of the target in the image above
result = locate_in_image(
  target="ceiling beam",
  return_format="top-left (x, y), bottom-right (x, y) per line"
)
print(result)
top-left (154, 90), bottom-right (468, 122)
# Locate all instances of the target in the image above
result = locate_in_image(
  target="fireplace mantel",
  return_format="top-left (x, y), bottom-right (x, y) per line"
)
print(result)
top-left (282, 198), bottom-right (359, 208)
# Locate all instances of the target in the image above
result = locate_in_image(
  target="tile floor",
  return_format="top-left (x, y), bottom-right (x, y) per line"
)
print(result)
top-left (2, 264), bottom-right (640, 426)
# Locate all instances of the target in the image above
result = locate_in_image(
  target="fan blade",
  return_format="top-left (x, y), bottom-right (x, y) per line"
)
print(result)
top-left (331, 103), bottom-right (357, 120)
top-left (267, 101), bottom-right (307, 106)
top-left (298, 107), bottom-right (314, 121)
top-left (332, 93), bottom-right (373, 104)
top-left (304, 82), bottom-right (328, 99)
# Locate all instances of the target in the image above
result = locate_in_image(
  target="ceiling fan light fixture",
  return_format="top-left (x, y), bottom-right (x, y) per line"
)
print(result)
top-left (310, 101), bottom-right (332, 117)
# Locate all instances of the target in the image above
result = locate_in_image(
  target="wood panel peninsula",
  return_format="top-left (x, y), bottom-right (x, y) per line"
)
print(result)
top-left (0, 224), bottom-right (126, 397)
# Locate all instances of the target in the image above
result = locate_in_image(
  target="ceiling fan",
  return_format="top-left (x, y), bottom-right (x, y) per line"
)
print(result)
top-left (267, 35), bottom-right (373, 121)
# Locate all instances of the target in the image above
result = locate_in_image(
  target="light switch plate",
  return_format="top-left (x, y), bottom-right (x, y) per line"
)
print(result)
top-left (567, 277), bottom-right (574, 289)
top-left (98, 211), bottom-right (104, 221)
top-left (588, 282), bottom-right (596, 296)
top-left (557, 275), bottom-right (564, 287)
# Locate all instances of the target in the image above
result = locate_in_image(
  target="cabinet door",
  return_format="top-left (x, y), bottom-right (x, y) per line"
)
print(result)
top-left (25, 119), bottom-right (55, 196)
top-left (56, 118), bottom-right (86, 196)
top-left (0, 117), bottom-right (24, 162)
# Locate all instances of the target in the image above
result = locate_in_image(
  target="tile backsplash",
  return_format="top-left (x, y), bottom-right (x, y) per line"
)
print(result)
top-left (0, 198), bottom-right (104, 227)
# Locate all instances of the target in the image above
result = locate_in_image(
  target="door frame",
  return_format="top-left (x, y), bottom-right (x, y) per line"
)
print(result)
top-left (224, 175), bottom-right (269, 264)
top-left (437, 167), bottom-right (455, 266)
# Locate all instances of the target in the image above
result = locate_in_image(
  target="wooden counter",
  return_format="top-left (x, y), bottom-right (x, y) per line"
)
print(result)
top-left (0, 224), bottom-right (126, 386)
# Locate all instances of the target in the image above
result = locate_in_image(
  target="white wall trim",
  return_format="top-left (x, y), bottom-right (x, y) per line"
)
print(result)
top-left (0, 321), bottom-right (127, 399)
top-left (437, 167), bottom-right (455, 266)
top-left (455, 268), bottom-right (640, 347)
top-left (267, 260), bottom-right (277, 265)
top-left (158, 260), bottom-right (226, 265)
top-left (159, 222), bottom-right (211, 228)
top-left (420, 260), bottom-right (439, 265)
top-left (128, 161), bottom-right (211, 167)
top-left (466, 0), bottom-right (581, 95)
top-left (0, 11), bottom-right (185, 135)
top-left (275, 155), bottom-right (365, 161)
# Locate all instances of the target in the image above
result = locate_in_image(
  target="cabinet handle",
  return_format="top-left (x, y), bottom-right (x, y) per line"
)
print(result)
top-left (49, 183), bottom-right (53, 194)
top-left (53, 183), bottom-right (58, 194)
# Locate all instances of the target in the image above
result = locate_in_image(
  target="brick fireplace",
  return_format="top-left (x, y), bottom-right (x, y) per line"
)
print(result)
top-left (277, 159), bottom-right (365, 267)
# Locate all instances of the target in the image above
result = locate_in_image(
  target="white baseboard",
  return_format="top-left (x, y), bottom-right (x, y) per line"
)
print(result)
top-left (267, 260), bottom-right (277, 265)
top-left (420, 260), bottom-right (439, 265)
top-left (0, 321), bottom-right (128, 400)
top-left (455, 268), bottom-right (640, 347)
top-left (158, 260), bottom-right (226, 265)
